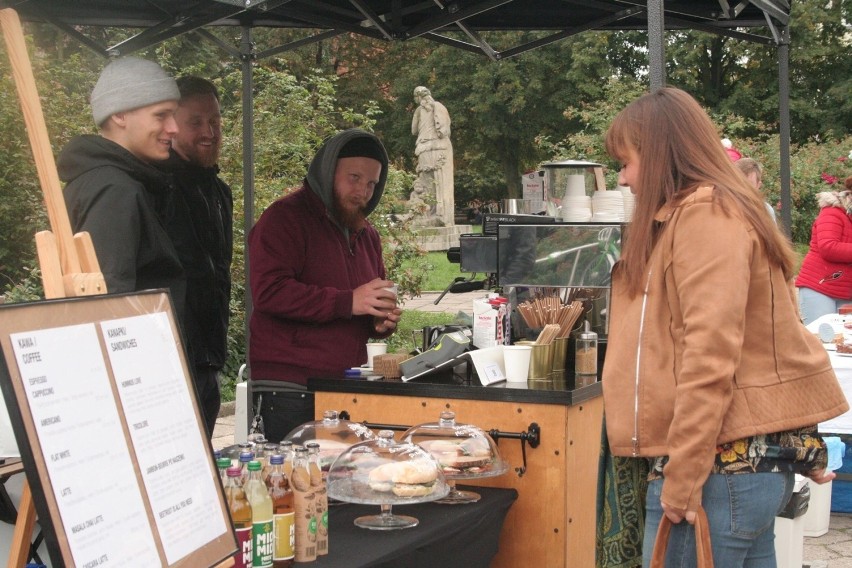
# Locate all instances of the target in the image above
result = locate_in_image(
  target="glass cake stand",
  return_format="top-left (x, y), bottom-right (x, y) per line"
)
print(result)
top-left (402, 411), bottom-right (508, 504)
top-left (326, 430), bottom-right (449, 529)
top-left (284, 409), bottom-right (376, 475)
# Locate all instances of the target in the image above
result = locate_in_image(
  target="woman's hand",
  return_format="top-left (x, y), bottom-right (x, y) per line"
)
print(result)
top-left (805, 468), bottom-right (836, 485)
top-left (662, 500), bottom-right (697, 525)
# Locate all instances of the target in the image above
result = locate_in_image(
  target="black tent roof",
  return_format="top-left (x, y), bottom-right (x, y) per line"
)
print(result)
top-left (0, 0), bottom-right (797, 327)
top-left (1, 1), bottom-right (791, 59)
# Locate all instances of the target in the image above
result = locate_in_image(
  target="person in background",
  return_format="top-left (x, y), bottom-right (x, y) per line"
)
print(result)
top-left (795, 176), bottom-right (852, 324)
top-left (602, 88), bottom-right (847, 566)
top-left (734, 157), bottom-right (777, 224)
top-left (721, 137), bottom-right (742, 161)
top-left (58, 56), bottom-right (185, 319)
top-left (248, 129), bottom-right (401, 442)
top-left (159, 76), bottom-right (233, 439)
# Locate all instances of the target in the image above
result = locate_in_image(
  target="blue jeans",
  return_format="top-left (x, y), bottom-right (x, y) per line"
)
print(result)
top-left (797, 286), bottom-right (845, 325)
top-left (643, 473), bottom-right (794, 568)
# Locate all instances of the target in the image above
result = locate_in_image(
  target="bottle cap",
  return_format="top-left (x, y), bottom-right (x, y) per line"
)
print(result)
top-left (216, 457), bottom-right (232, 469)
top-left (248, 460), bottom-right (262, 471)
top-left (270, 454), bottom-right (284, 465)
top-left (226, 466), bottom-right (242, 478)
top-left (578, 320), bottom-right (598, 341)
top-left (239, 451), bottom-right (254, 463)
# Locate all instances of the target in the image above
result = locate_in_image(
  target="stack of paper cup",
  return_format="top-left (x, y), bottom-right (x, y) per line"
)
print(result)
top-left (591, 190), bottom-right (624, 222)
top-left (618, 186), bottom-right (635, 221)
top-left (564, 174), bottom-right (586, 197)
top-left (561, 195), bottom-right (592, 222)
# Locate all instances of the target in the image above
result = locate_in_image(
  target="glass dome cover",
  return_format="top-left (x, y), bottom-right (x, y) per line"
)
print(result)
top-left (401, 411), bottom-right (508, 480)
top-left (283, 410), bottom-right (376, 472)
top-left (326, 430), bottom-right (450, 506)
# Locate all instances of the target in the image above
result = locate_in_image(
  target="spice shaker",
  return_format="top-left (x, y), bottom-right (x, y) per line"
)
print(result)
top-left (574, 320), bottom-right (598, 383)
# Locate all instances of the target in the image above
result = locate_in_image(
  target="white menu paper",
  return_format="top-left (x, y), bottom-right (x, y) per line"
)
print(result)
top-left (11, 323), bottom-right (160, 567)
top-left (101, 313), bottom-right (227, 564)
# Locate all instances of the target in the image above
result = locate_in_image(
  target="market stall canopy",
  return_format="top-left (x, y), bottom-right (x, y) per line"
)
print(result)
top-left (0, 0), bottom-right (798, 320)
top-left (0, 0), bottom-right (791, 59)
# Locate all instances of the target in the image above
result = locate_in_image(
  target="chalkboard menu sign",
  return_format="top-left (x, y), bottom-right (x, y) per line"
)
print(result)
top-left (0, 290), bottom-right (236, 567)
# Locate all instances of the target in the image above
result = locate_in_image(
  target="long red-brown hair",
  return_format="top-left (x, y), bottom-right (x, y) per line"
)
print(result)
top-left (605, 87), bottom-right (796, 296)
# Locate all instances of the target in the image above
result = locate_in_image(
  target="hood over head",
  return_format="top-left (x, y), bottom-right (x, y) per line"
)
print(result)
top-left (817, 190), bottom-right (852, 214)
top-left (58, 134), bottom-right (170, 191)
top-left (305, 129), bottom-right (389, 217)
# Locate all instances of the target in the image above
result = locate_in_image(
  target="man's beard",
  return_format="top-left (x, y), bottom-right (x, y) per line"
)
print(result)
top-left (333, 195), bottom-right (368, 230)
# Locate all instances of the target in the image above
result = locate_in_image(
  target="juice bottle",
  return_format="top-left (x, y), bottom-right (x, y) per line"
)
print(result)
top-left (217, 457), bottom-right (233, 485)
top-left (238, 450), bottom-right (255, 487)
top-left (265, 454), bottom-right (295, 567)
top-left (225, 466), bottom-right (253, 568)
top-left (306, 442), bottom-right (328, 556)
top-left (279, 441), bottom-right (294, 480)
top-left (291, 447), bottom-right (317, 562)
top-left (262, 443), bottom-right (279, 481)
top-left (245, 460), bottom-right (274, 568)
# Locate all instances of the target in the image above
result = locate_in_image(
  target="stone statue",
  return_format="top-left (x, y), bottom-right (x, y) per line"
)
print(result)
top-left (410, 86), bottom-right (454, 227)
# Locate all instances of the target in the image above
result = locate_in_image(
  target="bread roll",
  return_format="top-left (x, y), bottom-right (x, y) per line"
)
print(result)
top-left (367, 462), bottom-right (396, 492)
top-left (390, 461), bottom-right (437, 484)
top-left (367, 461), bottom-right (438, 494)
top-left (420, 438), bottom-right (493, 469)
top-left (392, 483), bottom-right (435, 497)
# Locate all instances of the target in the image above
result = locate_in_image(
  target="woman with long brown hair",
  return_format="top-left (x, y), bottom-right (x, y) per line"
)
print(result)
top-left (601, 87), bottom-right (847, 567)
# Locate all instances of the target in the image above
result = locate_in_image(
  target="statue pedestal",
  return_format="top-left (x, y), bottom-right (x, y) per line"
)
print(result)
top-left (414, 225), bottom-right (472, 252)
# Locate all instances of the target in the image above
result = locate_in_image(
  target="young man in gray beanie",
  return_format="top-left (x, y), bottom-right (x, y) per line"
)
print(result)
top-left (248, 129), bottom-right (402, 441)
top-left (57, 57), bottom-right (187, 323)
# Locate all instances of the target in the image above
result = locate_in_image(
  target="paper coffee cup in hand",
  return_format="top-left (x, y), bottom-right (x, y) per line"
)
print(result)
top-left (366, 342), bottom-right (387, 368)
top-left (384, 284), bottom-right (398, 297)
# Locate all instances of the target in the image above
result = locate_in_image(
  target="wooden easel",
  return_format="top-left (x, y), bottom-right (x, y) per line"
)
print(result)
top-left (1, 8), bottom-right (106, 567)
top-left (0, 9), bottom-right (233, 567)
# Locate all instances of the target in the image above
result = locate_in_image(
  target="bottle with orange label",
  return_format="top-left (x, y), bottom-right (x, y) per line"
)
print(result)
top-left (291, 447), bottom-right (317, 562)
top-left (306, 442), bottom-right (328, 556)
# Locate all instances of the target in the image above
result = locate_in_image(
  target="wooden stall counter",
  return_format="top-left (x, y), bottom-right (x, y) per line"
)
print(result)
top-left (308, 376), bottom-right (603, 568)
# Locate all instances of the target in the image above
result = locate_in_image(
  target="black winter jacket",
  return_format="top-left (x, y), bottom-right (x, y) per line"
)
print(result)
top-left (57, 135), bottom-right (186, 319)
top-left (159, 150), bottom-right (233, 370)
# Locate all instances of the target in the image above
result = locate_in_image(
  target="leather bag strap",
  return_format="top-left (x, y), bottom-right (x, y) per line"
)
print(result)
top-left (650, 506), bottom-right (714, 567)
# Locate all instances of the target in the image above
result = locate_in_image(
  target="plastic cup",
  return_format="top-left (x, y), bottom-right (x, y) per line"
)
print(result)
top-left (366, 342), bottom-right (387, 368)
top-left (503, 345), bottom-right (532, 383)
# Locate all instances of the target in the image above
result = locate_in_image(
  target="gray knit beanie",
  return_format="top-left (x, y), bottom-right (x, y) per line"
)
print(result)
top-left (90, 57), bottom-right (180, 127)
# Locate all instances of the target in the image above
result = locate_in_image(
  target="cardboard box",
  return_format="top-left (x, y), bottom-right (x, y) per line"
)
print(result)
top-left (473, 297), bottom-right (511, 349)
top-left (521, 170), bottom-right (546, 214)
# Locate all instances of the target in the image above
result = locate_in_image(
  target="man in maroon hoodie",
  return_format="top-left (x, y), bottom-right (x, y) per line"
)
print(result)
top-left (248, 129), bottom-right (401, 441)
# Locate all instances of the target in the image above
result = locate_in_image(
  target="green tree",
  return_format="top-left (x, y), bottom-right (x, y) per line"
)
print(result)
top-left (663, 1), bottom-right (851, 143)
top-left (331, 32), bottom-right (618, 203)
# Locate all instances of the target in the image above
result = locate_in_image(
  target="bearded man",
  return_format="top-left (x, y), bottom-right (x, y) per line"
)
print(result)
top-left (247, 129), bottom-right (401, 441)
top-left (159, 76), bottom-right (233, 439)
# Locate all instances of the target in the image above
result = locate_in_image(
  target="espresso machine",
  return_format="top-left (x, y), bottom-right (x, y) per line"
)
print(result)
top-left (452, 159), bottom-right (620, 339)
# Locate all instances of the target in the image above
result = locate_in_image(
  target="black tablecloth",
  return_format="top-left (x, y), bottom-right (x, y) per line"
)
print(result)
top-left (311, 485), bottom-right (518, 568)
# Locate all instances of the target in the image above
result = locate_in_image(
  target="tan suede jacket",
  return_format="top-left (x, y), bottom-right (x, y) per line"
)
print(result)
top-left (602, 187), bottom-right (848, 512)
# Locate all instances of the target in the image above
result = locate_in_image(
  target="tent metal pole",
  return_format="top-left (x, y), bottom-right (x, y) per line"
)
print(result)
top-left (647, 0), bottom-right (666, 91)
top-left (778, 31), bottom-right (792, 236)
top-left (241, 24), bottom-right (254, 364)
